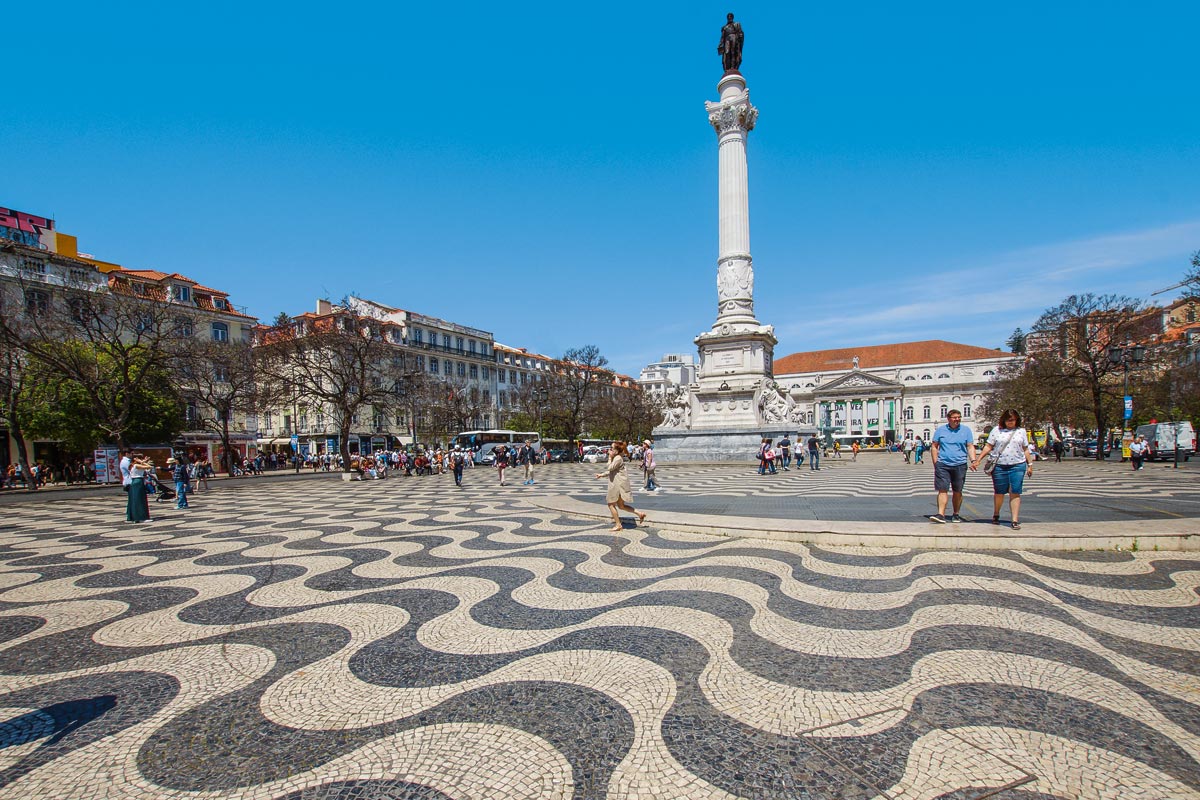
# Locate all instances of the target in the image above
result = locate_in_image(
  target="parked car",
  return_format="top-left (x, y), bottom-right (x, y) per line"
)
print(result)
top-left (581, 446), bottom-right (607, 464)
top-left (1073, 439), bottom-right (1112, 458)
top-left (547, 449), bottom-right (570, 463)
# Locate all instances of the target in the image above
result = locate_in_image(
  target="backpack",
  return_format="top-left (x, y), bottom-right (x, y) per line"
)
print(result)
top-left (453, 452), bottom-right (464, 467)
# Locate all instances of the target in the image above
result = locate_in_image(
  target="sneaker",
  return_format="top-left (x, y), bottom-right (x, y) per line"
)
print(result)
top-left (930, 514), bottom-right (947, 524)
top-left (951, 514), bottom-right (963, 523)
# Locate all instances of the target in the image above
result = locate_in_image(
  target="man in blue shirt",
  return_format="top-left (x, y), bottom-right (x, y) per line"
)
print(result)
top-left (930, 409), bottom-right (976, 523)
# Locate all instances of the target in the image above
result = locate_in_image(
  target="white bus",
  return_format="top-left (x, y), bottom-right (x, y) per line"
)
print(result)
top-left (452, 430), bottom-right (542, 463)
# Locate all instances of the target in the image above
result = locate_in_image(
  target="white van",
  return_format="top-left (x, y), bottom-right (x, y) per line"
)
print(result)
top-left (1134, 422), bottom-right (1196, 462)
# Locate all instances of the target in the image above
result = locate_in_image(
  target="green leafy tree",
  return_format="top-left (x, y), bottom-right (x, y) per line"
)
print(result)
top-left (1006, 327), bottom-right (1026, 354)
top-left (24, 354), bottom-right (185, 451)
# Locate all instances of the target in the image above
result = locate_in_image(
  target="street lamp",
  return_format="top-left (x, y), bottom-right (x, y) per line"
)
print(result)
top-left (1107, 344), bottom-right (1146, 461)
top-left (533, 386), bottom-right (549, 439)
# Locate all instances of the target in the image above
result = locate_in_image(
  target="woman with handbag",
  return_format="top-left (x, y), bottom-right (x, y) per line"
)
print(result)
top-left (973, 409), bottom-right (1035, 529)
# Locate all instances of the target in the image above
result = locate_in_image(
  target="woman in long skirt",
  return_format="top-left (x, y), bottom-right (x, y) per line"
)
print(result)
top-left (595, 441), bottom-right (646, 531)
top-left (126, 455), bottom-right (153, 523)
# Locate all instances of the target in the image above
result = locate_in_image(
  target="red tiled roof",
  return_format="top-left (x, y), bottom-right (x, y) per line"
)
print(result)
top-left (775, 340), bottom-right (1010, 374)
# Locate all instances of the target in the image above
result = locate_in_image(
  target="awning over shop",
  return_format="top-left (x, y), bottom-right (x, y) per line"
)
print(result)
top-left (257, 438), bottom-right (293, 446)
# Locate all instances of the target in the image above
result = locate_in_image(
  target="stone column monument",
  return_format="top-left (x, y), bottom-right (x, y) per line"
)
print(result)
top-left (654, 14), bottom-right (799, 462)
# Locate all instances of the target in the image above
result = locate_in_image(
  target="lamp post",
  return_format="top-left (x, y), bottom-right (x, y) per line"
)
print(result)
top-left (1107, 344), bottom-right (1146, 461)
top-left (533, 386), bottom-right (549, 440)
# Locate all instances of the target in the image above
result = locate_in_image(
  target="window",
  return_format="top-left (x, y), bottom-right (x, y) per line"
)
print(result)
top-left (904, 406), bottom-right (914, 421)
top-left (904, 376), bottom-right (915, 381)
top-left (469, 340), bottom-right (477, 354)
top-left (136, 314), bottom-right (154, 333)
top-left (520, 372), bottom-right (527, 385)
top-left (939, 404), bottom-right (948, 418)
top-left (963, 404), bottom-right (972, 418)
top-left (457, 362), bottom-right (466, 377)
top-left (264, 412), bottom-right (273, 430)
top-left (922, 406), bottom-right (931, 420)
top-left (415, 355), bottom-right (425, 370)
top-left (920, 374), bottom-right (933, 381)
top-left (68, 298), bottom-right (88, 323)
top-left (937, 373), bottom-right (950, 379)
top-left (430, 332), bottom-right (438, 347)
top-left (482, 366), bottom-right (490, 380)
top-left (185, 401), bottom-right (199, 425)
top-left (983, 370), bottom-right (996, 377)
top-left (483, 389), bottom-right (490, 402)
top-left (20, 259), bottom-right (46, 275)
top-left (173, 284), bottom-right (191, 303)
top-left (470, 364), bottom-right (478, 379)
top-left (213, 297), bottom-right (226, 310)
top-left (211, 322), bottom-right (229, 342)
top-left (214, 364), bottom-right (229, 382)
top-left (430, 357), bottom-right (439, 373)
top-left (510, 370), bottom-right (517, 383)
top-left (498, 370), bottom-right (506, 383)
top-left (456, 336), bottom-right (464, 352)
top-left (69, 268), bottom-right (89, 283)
top-left (24, 289), bottom-right (49, 315)
top-left (413, 329), bottom-right (423, 345)
top-left (923, 430), bottom-right (930, 441)
top-left (316, 412), bottom-right (324, 427)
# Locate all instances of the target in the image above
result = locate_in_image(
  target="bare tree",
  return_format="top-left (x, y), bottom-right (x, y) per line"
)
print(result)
top-left (176, 339), bottom-right (270, 474)
top-left (257, 302), bottom-right (408, 470)
top-left (0, 350), bottom-right (38, 490)
top-left (980, 353), bottom-right (1092, 442)
top-left (0, 270), bottom-right (189, 448)
top-left (592, 385), bottom-right (664, 443)
top-left (544, 345), bottom-right (611, 459)
top-left (1028, 293), bottom-right (1153, 457)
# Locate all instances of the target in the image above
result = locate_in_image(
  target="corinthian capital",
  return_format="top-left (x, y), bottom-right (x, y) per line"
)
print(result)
top-left (706, 93), bottom-right (758, 135)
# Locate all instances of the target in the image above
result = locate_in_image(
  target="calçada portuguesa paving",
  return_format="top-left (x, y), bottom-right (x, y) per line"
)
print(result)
top-left (0, 457), bottom-right (1197, 799)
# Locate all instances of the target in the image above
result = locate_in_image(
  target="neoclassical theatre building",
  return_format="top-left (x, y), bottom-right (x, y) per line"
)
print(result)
top-left (773, 340), bottom-right (1020, 443)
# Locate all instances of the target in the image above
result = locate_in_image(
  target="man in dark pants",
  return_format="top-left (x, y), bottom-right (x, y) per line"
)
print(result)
top-left (452, 447), bottom-right (465, 487)
top-left (930, 409), bottom-right (976, 524)
top-left (807, 435), bottom-right (821, 470)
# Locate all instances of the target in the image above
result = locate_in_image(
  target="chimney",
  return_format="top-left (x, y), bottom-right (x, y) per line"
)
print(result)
top-left (317, 299), bottom-right (332, 316)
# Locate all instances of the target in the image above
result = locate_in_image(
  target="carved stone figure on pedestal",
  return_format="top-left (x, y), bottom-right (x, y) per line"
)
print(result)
top-left (717, 13), bottom-right (744, 72)
top-left (661, 388), bottom-right (693, 429)
top-left (758, 379), bottom-right (790, 423)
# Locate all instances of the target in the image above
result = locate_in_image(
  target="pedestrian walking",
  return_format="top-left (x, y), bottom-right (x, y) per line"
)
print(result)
top-left (833, 440), bottom-right (842, 459)
top-left (1129, 436), bottom-right (1148, 471)
top-left (168, 457), bottom-right (190, 509)
top-left (930, 409), bottom-right (976, 524)
top-left (452, 446), bottom-right (466, 487)
top-left (973, 409), bottom-right (1034, 529)
top-left (494, 444), bottom-right (510, 486)
top-left (1052, 439), bottom-right (1063, 462)
top-left (594, 441), bottom-right (646, 531)
top-left (902, 437), bottom-right (914, 464)
top-left (779, 435), bottom-right (792, 470)
top-left (642, 439), bottom-right (658, 491)
top-left (520, 439), bottom-right (536, 485)
top-left (758, 438), bottom-right (777, 475)
top-left (914, 438), bottom-right (925, 464)
top-left (807, 435), bottom-right (821, 470)
top-left (851, 441), bottom-right (860, 461)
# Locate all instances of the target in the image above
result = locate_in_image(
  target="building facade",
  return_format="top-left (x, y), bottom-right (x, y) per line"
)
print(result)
top-left (774, 340), bottom-right (1019, 443)
top-left (638, 353), bottom-right (697, 397)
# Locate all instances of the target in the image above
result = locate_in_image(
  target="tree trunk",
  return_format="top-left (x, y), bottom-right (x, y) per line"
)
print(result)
top-left (10, 428), bottom-right (36, 492)
top-left (1093, 385), bottom-right (1108, 461)
top-left (339, 423), bottom-right (353, 472)
top-left (220, 416), bottom-right (233, 476)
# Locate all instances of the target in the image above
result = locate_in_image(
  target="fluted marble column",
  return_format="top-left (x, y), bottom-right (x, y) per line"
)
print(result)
top-left (706, 72), bottom-right (759, 327)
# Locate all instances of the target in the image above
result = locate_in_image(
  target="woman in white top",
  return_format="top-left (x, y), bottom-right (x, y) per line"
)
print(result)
top-left (973, 409), bottom-right (1035, 530)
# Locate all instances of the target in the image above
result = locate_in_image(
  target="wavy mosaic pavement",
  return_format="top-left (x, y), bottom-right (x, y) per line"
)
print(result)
top-left (0, 470), bottom-right (1197, 799)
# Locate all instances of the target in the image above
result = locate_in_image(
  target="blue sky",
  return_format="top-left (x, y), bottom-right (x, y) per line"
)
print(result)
top-left (6, 1), bottom-right (1199, 376)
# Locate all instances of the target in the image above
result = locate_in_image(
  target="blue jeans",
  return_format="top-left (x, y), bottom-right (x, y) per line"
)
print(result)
top-left (175, 481), bottom-right (189, 508)
top-left (990, 463), bottom-right (1027, 495)
top-left (809, 450), bottom-right (820, 469)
